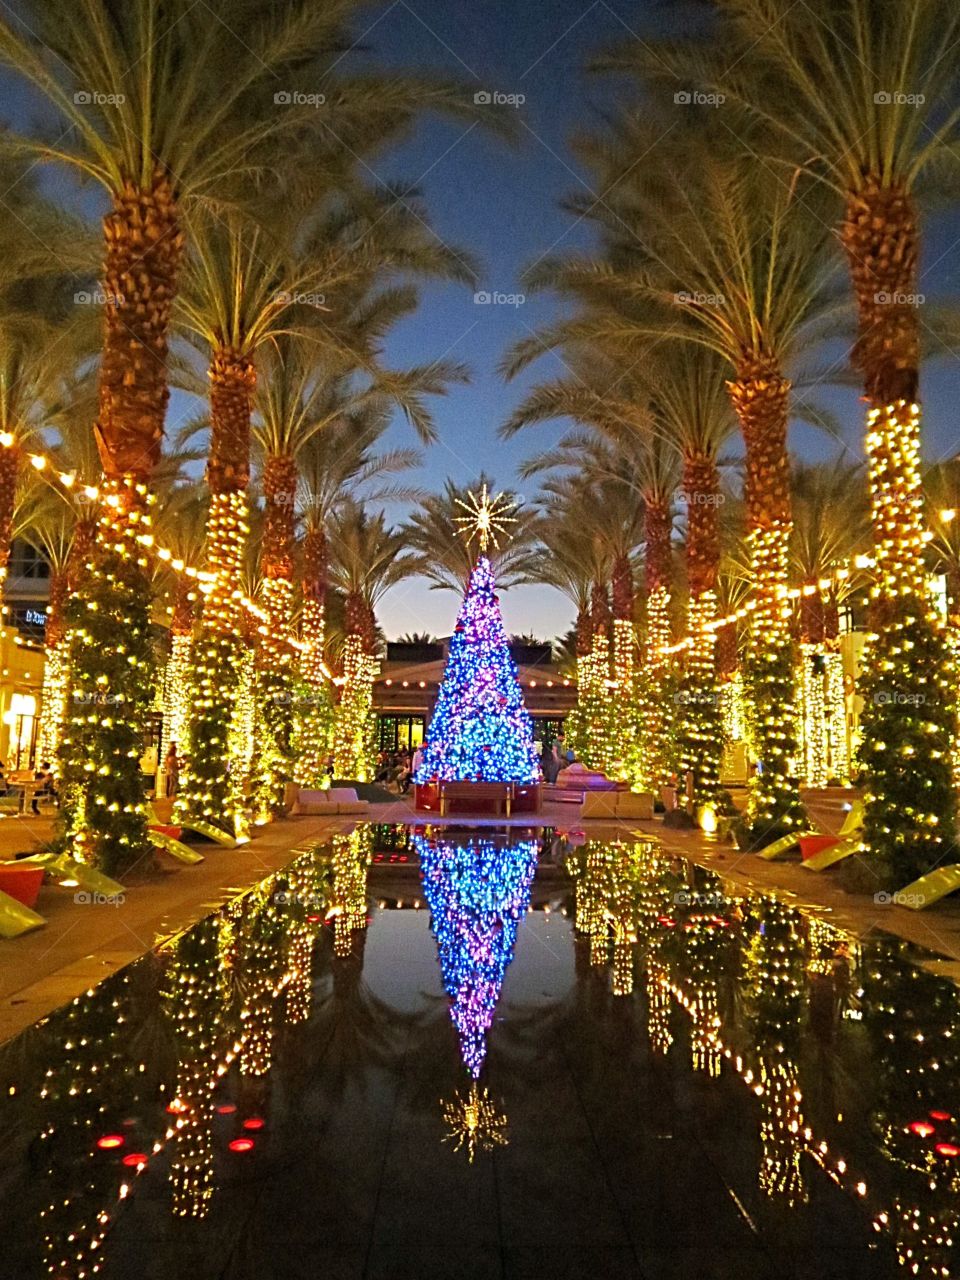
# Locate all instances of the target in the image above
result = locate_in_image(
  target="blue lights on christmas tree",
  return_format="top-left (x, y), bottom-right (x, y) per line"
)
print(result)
top-left (415, 555), bottom-right (541, 784)
top-left (415, 833), bottom-right (538, 1077)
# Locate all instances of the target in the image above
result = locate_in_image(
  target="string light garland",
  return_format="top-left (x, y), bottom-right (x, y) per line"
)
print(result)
top-left (252, 576), bottom-right (296, 819)
top-left (160, 631), bottom-right (192, 767)
top-left (416, 832), bottom-right (537, 1077)
top-left (55, 479), bottom-right (156, 876)
top-left (677, 591), bottom-right (723, 808)
top-left (797, 643), bottom-right (828, 788)
top-left (163, 916), bottom-right (223, 1219)
top-left (176, 490), bottom-right (250, 836)
top-left (635, 584), bottom-right (675, 790)
top-left (610, 616), bottom-right (638, 782)
top-left (823, 647), bottom-right (849, 782)
top-left (858, 399), bottom-right (956, 881)
top-left (331, 635), bottom-right (379, 782)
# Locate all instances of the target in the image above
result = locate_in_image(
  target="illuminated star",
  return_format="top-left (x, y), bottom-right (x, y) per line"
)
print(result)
top-left (441, 1081), bottom-right (508, 1163)
top-left (454, 483), bottom-right (517, 553)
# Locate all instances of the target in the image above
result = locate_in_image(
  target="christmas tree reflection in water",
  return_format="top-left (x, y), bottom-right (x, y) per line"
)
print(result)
top-left (415, 832), bottom-right (537, 1160)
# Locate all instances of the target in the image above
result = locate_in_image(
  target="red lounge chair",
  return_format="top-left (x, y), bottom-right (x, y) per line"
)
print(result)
top-left (798, 833), bottom-right (840, 861)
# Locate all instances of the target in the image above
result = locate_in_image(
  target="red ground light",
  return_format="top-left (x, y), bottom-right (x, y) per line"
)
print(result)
top-left (96, 1135), bottom-right (125, 1150)
top-left (229, 1138), bottom-right (255, 1153)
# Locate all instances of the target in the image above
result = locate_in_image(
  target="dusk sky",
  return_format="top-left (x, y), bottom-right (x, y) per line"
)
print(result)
top-left (351, 0), bottom-right (960, 642)
top-left (3, 0), bottom-right (958, 643)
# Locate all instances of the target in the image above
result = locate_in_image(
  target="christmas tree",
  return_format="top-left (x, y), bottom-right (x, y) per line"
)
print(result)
top-left (415, 832), bottom-right (537, 1076)
top-left (416, 488), bottom-right (541, 784)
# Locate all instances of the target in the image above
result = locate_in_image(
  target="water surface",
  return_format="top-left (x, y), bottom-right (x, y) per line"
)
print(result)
top-left (0, 824), bottom-right (956, 1279)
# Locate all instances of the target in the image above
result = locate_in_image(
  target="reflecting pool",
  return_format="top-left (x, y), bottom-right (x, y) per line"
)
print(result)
top-left (1, 824), bottom-right (958, 1279)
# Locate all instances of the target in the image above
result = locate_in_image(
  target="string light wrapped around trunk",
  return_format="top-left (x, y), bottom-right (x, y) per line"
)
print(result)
top-left (176, 489), bottom-right (250, 835)
top-left (55, 479), bottom-right (156, 876)
top-left (855, 400), bottom-right (957, 880)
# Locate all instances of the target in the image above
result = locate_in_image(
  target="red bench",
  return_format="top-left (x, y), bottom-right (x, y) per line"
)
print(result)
top-left (439, 781), bottom-right (514, 817)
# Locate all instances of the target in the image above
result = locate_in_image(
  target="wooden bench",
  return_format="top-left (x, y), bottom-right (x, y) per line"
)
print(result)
top-left (439, 781), bottom-right (514, 817)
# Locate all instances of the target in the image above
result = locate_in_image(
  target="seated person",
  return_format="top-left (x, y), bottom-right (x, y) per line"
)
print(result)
top-left (31, 762), bottom-right (57, 815)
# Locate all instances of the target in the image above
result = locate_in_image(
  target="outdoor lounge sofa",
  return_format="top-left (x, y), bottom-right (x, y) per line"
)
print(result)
top-left (295, 787), bottom-right (370, 816)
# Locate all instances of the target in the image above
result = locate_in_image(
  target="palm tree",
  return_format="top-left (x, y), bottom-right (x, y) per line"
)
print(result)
top-left (532, 488), bottom-right (615, 774)
top-left (327, 501), bottom-right (417, 780)
top-left (294, 403), bottom-right (421, 786)
top-left (520, 437), bottom-right (648, 781)
top-left (403, 475), bottom-right (539, 594)
top-left (0, 0), bottom-right (372, 870)
top-left (0, 0), bottom-right (506, 871)
top-left (612, 0), bottom-right (960, 872)
top-left (172, 198), bottom-right (368, 831)
top-left (513, 118), bottom-right (837, 843)
top-left (505, 352), bottom-right (682, 789)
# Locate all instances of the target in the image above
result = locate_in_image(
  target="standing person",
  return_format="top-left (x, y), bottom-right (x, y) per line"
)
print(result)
top-left (164, 741), bottom-right (180, 797)
top-left (412, 743), bottom-right (424, 777)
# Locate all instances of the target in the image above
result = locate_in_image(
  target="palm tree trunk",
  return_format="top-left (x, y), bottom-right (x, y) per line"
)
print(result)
top-left (37, 560), bottom-right (69, 771)
top-left (41, 516), bottom-right (97, 774)
top-left (57, 172), bottom-right (184, 875)
top-left (0, 443), bottom-right (19, 588)
top-left (610, 553), bottom-right (636, 783)
top-left (333, 593), bottom-right (379, 781)
top-left (840, 179), bottom-right (954, 878)
top-left (582, 581), bottom-right (613, 774)
top-left (160, 575), bottom-right (196, 771)
top-left (797, 589), bottom-right (828, 788)
top-left (253, 453), bottom-right (298, 817)
top-left (295, 522), bottom-right (332, 787)
top-left (728, 354), bottom-right (806, 844)
top-left (641, 497), bottom-right (673, 791)
top-left (178, 345), bottom-right (254, 835)
top-left (678, 452), bottom-right (723, 808)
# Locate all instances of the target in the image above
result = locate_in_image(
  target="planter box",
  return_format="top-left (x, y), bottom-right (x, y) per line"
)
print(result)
top-left (0, 864), bottom-right (44, 910)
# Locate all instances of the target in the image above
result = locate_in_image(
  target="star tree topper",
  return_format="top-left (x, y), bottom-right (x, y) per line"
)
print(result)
top-left (454, 483), bottom-right (517, 553)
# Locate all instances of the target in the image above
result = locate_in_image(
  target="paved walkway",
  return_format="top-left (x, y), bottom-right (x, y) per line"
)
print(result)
top-left (0, 810), bottom-right (357, 1044)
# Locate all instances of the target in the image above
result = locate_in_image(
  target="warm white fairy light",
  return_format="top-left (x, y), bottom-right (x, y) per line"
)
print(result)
top-left (454, 483), bottom-right (517, 553)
